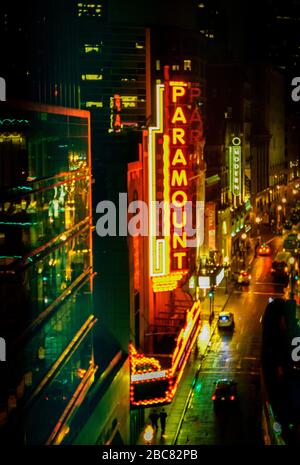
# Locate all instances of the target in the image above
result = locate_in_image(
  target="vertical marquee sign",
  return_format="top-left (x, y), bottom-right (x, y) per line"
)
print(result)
top-left (149, 75), bottom-right (204, 292)
top-left (229, 136), bottom-right (242, 197)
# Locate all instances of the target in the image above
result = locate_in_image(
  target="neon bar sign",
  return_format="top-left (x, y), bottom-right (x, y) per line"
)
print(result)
top-left (149, 79), bottom-right (203, 290)
top-left (229, 136), bottom-right (242, 196)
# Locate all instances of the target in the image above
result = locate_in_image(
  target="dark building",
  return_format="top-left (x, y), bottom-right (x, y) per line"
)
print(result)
top-left (0, 1), bottom-right (80, 108)
top-left (0, 0), bottom-right (131, 444)
top-left (76, 2), bottom-right (147, 355)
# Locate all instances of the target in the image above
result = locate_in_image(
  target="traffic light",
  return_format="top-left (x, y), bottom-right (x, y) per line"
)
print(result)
top-left (208, 288), bottom-right (215, 298)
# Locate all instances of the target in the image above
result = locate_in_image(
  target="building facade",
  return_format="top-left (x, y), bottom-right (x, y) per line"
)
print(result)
top-left (0, 100), bottom-right (131, 445)
top-left (0, 101), bottom-right (96, 444)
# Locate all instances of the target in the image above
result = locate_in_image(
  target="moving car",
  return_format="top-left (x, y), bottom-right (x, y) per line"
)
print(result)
top-left (212, 379), bottom-right (238, 405)
top-left (283, 220), bottom-right (292, 232)
top-left (271, 251), bottom-right (292, 282)
top-left (258, 243), bottom-right (271, 256)
top-left (218, 311), bottom-right (234, 329)
top-left (237, 270), bottom-right (251, 285)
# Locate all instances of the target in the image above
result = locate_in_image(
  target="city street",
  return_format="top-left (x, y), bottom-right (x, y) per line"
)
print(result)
top-left (176, 235), bottom-right (285, 445)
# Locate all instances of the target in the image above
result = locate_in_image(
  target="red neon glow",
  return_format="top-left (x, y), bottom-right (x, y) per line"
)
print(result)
top-left (129, 301), bottom-right (201, 406)
top-left (167, 79), bottom-right (204, 274)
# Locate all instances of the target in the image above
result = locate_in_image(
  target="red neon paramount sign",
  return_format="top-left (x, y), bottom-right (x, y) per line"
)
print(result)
top-left (149, 72), bottom-right (203, 291)
top-left (168, 79), bottom-right (203, 273)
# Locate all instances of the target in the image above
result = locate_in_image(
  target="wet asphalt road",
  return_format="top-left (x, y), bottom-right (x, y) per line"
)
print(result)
top-left (177, 236), bottom-right (285, 445)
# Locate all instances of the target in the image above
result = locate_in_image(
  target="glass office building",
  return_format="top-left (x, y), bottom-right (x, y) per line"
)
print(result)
top-left (0, 101), bottom-right (96, 444)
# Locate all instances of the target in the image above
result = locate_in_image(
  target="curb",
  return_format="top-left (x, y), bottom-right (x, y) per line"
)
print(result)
top-left (172, 287), bottom-right (233, 445)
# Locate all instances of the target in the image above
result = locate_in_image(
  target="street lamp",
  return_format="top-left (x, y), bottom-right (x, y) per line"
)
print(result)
top-left (277, 205), bottom-right (282, 234)
top-left (208, 287), bottom-right (215, 322)
top-left (282, 198), bottom-right (287, 220)
top-left (255, 216), bottom-right (262, 237)
top-left (241, 233), bottom-right (247, 267)
top-left (224, 256), bottom-right (229, 294)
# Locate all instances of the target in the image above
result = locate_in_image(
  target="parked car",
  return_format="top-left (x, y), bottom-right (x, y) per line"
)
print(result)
top-left (258, 243), bottom-right (271, 256)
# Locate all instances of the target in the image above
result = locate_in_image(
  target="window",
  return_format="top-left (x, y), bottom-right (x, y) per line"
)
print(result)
top-left (77, 3), bottom-right (103, 17)
top-left (172, 64), bottom-right (180, 71)
top-left (184, 60), bottom-right (192, 71)
top-left (85, 101), bottom-right (103, 108)
top-left (84, 44), bottom-right (101, 54)
top-left (81, 74), bottom-right (103, 80)
top-left (156, 60), bottom-right (160, 71)
top-left (121, 96), bottom-right (138, 108)
top-left (135, 42), bottom-right (144, 49)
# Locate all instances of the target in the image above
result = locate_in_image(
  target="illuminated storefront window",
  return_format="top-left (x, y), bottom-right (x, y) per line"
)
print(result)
top-left (77, 2), bottom-right (103, 17)
top-left (183, 60), bottom-right (192, 71)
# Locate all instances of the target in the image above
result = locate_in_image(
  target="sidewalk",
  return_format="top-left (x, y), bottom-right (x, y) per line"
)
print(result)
top-left (137, 227), bottom-right (279, 445)
top-left (137, 283), bottom-right (232, 446)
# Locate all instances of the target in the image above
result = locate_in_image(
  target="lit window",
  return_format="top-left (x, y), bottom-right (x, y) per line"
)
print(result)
top-left (156, 60), bottom-right (161, 71)
top-left (77, 2), bottom-right (102, 17)
top-left (84, 44), bottom-right (101, 53)
top-left (81, 74), bottom-right (103, 80)
top-left (135, 42), bottom-right (144, 49)
top-left (184, 60), bottom-right (192, 71)
top-left (121, 96), bottom-right (138, 108)
top-left (198, 3), bottom-right (205, 7)
top-left (172, 64), bottom-right (180, 71)
top-left (85, 101), bottom-right (103, 108)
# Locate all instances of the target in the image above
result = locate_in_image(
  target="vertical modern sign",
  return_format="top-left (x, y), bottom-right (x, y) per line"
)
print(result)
top-left (229, 136), bottom-right (241, 196)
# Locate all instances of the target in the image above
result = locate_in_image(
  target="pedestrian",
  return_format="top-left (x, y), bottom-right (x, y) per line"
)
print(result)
top-left (159, 408), bottom-right (168, 436)
top-left (149, 409), bottom-right (159, 430)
